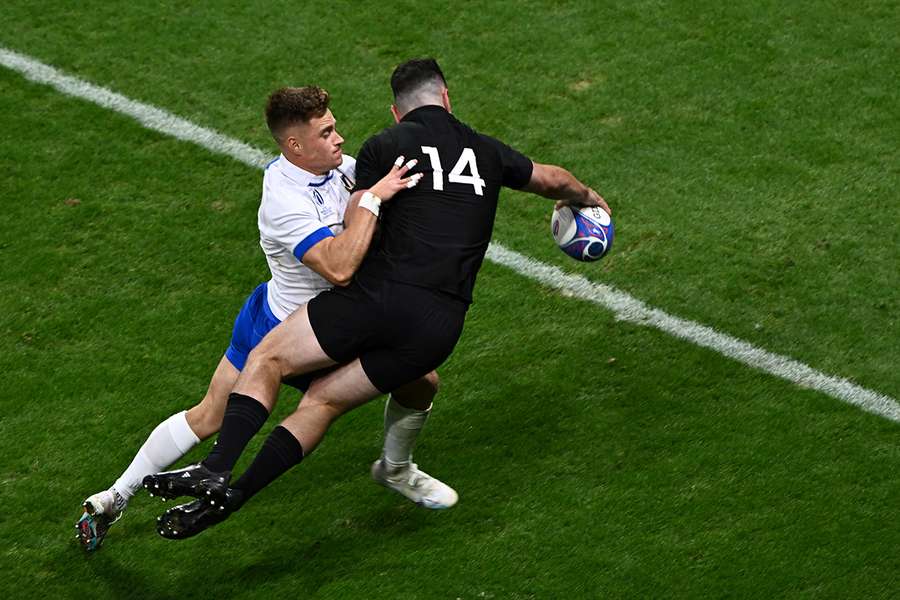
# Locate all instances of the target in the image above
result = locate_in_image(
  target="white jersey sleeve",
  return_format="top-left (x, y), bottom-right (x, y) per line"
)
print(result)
top-left (260, 181), bottom-right (334, 261)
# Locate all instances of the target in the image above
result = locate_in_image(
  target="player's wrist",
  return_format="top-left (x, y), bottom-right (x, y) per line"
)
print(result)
top-left (358, 191), bottom-right (382, 217)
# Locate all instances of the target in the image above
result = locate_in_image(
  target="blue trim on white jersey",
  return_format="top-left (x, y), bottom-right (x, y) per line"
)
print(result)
top-left (307, 172), bottom-right (334, 187)
top-left (293, 226), bottom-right (334, 262)
top-left (265, 156), bottom-right (279, 169)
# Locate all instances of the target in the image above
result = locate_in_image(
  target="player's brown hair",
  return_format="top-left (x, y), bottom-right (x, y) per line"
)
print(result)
top-left (265, 86), bottom-right (330, 142)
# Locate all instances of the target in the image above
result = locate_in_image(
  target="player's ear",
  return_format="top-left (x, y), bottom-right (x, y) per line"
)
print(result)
top-left (441, 88), bottom-right (452, 113)
top-left (390, 104), bottom-right (402, 124)
top-left (285, 135), bottom-right (303, 157)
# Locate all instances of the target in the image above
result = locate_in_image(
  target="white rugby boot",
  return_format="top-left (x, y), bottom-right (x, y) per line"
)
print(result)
top-left (76, 488), bottom-right (127, 551)
top-left (371, 459), bottom-right (458, 509)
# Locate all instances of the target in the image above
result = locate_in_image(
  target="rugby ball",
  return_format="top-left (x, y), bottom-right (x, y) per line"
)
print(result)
top-left (551, 205), bottom-right (614, 262)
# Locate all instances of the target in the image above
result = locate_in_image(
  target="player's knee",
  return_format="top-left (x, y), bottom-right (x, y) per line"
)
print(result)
top-left (392, 371), bottom-right (439, 410)
top-left (247, 344), bottom-right (293, 379)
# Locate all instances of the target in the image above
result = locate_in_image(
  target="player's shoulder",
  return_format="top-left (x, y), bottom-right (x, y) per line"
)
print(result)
top-left (338, 153), bottom-right (357, 176)
top-left (361, 124), bottom-right (403, 153)
top-left (475, 128), bottom-right (530, 163)
top-left (262, 163), bottom-right (317, 217)
top-left (263, 159), bottom-right (303, 197)
top-left (356, 125), bottom-right (406, 174)
top-left (460, 119), bottom-right (506, 148)
top-left (441, 113), bottom-right (517, 157)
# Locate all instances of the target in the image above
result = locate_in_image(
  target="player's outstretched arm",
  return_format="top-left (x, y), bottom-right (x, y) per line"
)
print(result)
top-left (303, 157), bottom-right (421, 286)
top-left (523, 162), bottom-right (611, 215)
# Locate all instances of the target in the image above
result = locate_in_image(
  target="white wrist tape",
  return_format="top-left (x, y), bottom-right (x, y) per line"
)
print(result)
top-left (358, 191), bottom-right (382, 217)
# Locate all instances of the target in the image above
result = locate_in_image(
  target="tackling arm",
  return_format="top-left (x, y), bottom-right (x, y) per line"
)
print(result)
top-left (301, 157), bottom-right (421, 287)
top-left (301, 200), bottom-right (378, 286)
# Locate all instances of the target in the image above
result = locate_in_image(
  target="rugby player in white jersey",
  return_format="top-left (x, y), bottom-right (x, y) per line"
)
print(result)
top-left (76, 86), bottom-right (455, 551)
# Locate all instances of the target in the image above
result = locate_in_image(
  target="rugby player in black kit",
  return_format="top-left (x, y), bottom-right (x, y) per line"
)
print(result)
top-left (150, 58), bottom-right (610, 539)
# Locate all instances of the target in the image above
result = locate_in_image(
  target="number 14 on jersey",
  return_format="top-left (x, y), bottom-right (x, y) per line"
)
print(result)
top-left (420, 146), bottom-right (486, 196)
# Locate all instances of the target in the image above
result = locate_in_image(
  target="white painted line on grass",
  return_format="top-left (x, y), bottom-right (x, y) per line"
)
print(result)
top-left (487, 245), bottom-right (900, 423)
top-left (0, 47), bottom-right (271, 170)
top-left (2, 45), bottom-right (898, 424)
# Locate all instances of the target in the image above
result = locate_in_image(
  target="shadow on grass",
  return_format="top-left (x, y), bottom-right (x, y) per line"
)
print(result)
top-left (209, 501), bottom-right (437, 594)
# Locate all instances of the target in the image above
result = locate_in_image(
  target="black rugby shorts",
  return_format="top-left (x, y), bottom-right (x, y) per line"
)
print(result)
top-left (306, 280), bottom-right (466, 393)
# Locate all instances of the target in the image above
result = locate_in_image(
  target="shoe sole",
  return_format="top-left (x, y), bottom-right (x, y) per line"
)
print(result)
top-left (157, 509), bottom-right (190, 540)
top-left (156, 501), bottom-right (231, 540)
top-left (75, 512), bottom-right (107, 551)
top-left (142, 474), bottom-right (228, 505)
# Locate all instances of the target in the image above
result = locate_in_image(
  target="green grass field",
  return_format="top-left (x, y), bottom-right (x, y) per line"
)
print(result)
top-left (1, 2), bottom-right (898, 598)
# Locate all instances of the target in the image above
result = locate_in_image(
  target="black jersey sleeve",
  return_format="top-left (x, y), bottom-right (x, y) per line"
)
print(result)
top-left (483, 135), bottom-right (534, 190)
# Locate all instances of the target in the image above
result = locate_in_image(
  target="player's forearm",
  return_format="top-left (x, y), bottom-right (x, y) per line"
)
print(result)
top-left (523, 163), bottom-right (591, 203)
top-left (523, 162), bottom-right (610, 214)
top-left (319, 207), bottom-right (378, 286)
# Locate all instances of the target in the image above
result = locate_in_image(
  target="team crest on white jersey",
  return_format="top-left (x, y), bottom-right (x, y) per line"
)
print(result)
top-left (310, 188), bottom-right (335, 220)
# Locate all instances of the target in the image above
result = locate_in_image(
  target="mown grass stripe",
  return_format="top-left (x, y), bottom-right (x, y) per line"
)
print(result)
top-left (3, 44), bottom-right (897, 424)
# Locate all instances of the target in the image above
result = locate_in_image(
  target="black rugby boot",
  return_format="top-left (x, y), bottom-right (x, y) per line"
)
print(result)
top-left (156, 488), bottom-right (243, 540)
top-left (142, 463), bottom-right (230, 504)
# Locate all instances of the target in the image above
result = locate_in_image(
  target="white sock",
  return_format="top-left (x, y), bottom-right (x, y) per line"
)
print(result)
top-left (381, 395), bottom-right (431, 470)
top-left (112, 410), bottom-right (201, 500)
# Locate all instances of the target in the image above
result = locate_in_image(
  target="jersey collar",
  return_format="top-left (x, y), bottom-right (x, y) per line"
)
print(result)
top-left (401, 104), bottom-right (451, 123)
top-left (277, 154), bottom-right (333, 187)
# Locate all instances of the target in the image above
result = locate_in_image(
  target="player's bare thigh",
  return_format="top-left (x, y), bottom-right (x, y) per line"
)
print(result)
top-left (300, 359), bottom-right (381, 415)
top-left (298, 366), bottom-right (438, 420)
top-left (234, 304), bottom-right (337, 403)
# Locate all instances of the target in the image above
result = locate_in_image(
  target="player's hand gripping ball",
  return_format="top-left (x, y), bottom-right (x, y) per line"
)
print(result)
top-left (551, 205), bottom-right (614, 262)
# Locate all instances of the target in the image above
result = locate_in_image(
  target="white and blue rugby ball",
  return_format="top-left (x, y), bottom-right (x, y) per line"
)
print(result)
top-left (551, 205), bottom-right (614, 262)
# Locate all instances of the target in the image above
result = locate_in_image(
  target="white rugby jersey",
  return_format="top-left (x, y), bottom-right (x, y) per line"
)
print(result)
top-left (258, 153), bottom-right (357, 321)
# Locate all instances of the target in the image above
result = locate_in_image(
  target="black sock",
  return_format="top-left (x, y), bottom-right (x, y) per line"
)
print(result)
top-left (202, 393), bottom-right (270, 473)
top-left (231, 425), bottom-right (304, 507)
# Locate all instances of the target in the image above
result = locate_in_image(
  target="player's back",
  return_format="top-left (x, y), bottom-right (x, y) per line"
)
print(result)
top-left (353, 106), bottom-right (532, 304)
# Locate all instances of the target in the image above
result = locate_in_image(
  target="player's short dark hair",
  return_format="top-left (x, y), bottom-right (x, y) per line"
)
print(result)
top-left (265, 86), bottom-right (330, 142)
top-left (390, 58), bottom-right (447, 100)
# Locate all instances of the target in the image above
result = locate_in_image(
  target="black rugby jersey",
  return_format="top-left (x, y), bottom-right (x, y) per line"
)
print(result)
top-left (353, 105), bottom-right (533, 305)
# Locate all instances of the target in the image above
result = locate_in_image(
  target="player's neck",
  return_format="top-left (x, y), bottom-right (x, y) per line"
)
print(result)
top-left (283, 153), bottom-right (329, 177)
top-left (394, 90), bottom-right (451, 121)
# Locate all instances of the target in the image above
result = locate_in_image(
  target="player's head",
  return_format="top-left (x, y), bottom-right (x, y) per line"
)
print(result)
top-left (390, 58), bottom-right (451, 122)
top-left (265, 86), bottom-right (344, 174)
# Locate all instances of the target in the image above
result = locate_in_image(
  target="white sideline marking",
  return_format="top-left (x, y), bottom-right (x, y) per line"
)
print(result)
top-left (487, 246), bottom-right (900, 423)
top-left (0, 48), bottom-right (271, 170)
top-left (2, 45), bottom-right (898, 424)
